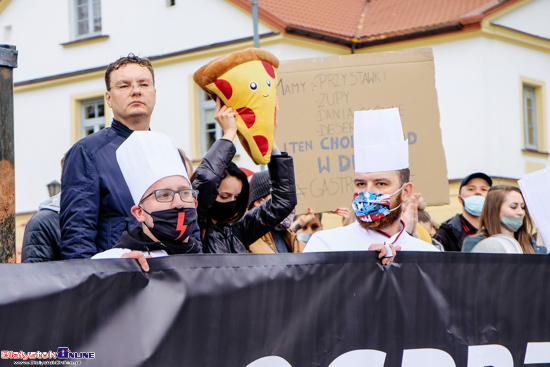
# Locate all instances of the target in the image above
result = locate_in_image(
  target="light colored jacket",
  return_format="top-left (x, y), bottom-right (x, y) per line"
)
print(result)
top-left (249, 229), bottom-right (306, 253)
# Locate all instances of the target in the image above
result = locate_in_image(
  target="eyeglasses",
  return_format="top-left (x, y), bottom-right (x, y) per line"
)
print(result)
top-left (109, 82), bottom-right (154, 91)
top-left (140, 189), bottom-right (199, 204)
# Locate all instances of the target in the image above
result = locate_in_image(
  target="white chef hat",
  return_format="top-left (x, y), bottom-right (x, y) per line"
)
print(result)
top-left (116, 131), bottom-right (189, 205)
top-left (353, 108), bottom-right (409, 173)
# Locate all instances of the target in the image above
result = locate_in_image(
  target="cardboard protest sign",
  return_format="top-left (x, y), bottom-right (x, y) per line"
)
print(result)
top-left (276, 48), bottom-right (449, 214)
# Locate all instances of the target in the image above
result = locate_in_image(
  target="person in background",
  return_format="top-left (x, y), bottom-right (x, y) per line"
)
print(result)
top-left (291, 207), bottom-right (354, 244)
top-left (292, 209), bottom-right (323, 244)
top-left (22, 193), bottom-right (61, 263)
top-left (22, 155), bottom-right (66, 263)
top-left (193, 97), bottom-right (297, 253)
top-left (415, 195), bottom-right (444, 251)
top-left (179, 148), bottom-right (194, 177)
top-left (93, 131), bottom-right (201, 271)
top-left (401, 192), bottom-right (430, 243)
top-left (434, 172), bottom-right (492, 251)
top-left (334, 207), bottom-right (354, 226)
top-left (417, 198), bottom-right (437, 238)
top-left (247, 170), bottom-right (305, 253)
top-left (462, 185), bottom-right (546, 254)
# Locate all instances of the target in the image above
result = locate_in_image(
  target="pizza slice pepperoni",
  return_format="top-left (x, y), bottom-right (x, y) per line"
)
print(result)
top-left (193, 48), bottom-right (279, 165)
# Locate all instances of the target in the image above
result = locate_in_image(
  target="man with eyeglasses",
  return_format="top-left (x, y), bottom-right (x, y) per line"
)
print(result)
top-left (93, 131), bottom-right (201, 268)
top-left (61, 53), bottom-right (199, 259)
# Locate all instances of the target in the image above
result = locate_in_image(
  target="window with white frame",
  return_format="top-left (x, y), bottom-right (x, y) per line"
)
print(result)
top-left (523, 85), bottom-right (537, 151)
top-left (199, 90), bottom-right (223, 156)
top-left (75, 0), bottom-right (101, 39)
top-left (81, 98), bottom-right (105, 137)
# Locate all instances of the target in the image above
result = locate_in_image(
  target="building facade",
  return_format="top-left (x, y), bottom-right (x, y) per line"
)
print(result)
top-left (1, 0), bottom-right (549, 237)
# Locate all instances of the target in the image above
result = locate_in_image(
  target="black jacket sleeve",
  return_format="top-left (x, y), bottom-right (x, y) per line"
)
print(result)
top-left (232, 153), bottom-right (297, 248)
top-left (433, 214), bottom-right (463, 252)
top-left (21, 209), bottom-right (62, 263)
top-left (192, 139), bottom-right (236, 220)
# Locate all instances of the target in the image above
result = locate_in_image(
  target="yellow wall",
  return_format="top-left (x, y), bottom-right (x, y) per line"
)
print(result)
top-left (15, 213), bottom-right (34, 263)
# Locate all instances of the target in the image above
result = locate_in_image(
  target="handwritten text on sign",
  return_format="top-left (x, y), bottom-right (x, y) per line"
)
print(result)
top-left (276, 50), bottom-right (448, 212)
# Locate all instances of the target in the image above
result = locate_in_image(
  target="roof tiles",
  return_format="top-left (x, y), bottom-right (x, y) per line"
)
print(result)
top-left (229, 0), bottom-right (517, 45)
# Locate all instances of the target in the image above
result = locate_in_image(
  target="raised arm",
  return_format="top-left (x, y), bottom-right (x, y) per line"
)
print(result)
top-left (192, 97), bottom-right (237, 219)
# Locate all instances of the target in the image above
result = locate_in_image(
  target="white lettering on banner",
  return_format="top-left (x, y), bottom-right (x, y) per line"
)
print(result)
top-left (245, 342), bottom-right (550, 366)
top-left (524, 342), bottom-right (550, 364)
top-left (328, 349), bottom-right (387, 366)
top-left (246, 356), bottom-right (292, 367)
top-left (467, 345), bottom-right (513, 367)
top-left (402, 348), bottom-right (456, 367)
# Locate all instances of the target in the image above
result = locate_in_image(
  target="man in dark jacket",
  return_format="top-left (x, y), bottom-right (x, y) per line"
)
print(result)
top-left (21, 193), bottom-right (62, 263)
top-left (434, 172), bottom-right (492, 251)
top-left (60, 54), bottom-right (156, 259)
top-left (61, 54), bottom-right (199, 259)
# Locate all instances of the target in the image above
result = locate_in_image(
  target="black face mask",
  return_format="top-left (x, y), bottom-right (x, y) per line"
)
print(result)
top-left (141, 207), bottom-right (197, 242)
top-left (209, 200), bottom-right (238, 223)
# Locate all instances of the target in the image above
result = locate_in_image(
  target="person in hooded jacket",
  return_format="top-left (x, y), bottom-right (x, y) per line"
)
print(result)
top-left (192, 98), bottom-right (297, 253)
top-left (22, 154), bottom-right (66, 263)
top-left (21, 192), bottom-right (62, 263)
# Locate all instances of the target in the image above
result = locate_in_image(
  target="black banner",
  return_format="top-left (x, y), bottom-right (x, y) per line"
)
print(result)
top-left (1, 252), bottom-right (549, 366)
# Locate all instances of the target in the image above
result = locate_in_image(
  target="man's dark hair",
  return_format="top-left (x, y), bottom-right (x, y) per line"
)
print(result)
top-left (398, 168), bottom-right (410, 186)
top-left (105, 53), bottom-right (155, 90)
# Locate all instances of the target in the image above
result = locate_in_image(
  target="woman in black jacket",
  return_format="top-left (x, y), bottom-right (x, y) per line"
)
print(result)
top-left (192, 98), bottom-right (297, 253)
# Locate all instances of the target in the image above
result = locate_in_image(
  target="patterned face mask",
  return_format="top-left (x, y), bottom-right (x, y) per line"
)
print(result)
top-left (352, 185), bottom-right (404, 223)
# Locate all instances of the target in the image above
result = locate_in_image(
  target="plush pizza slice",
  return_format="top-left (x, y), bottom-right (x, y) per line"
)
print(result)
top-left (193, 48), bottom-right (279, 165)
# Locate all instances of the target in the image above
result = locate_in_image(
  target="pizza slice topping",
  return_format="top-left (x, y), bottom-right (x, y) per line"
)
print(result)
top-left (193, 48), bottom-right (279, 165)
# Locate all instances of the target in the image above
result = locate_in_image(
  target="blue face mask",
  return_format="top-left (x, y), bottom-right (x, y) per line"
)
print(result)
top-left (352, 185), bottom-right (404, 223)
top-left (461, 195), bottom-right (485, 217)
top-left (296, 232), bottom-right (312, 243)
top-left (501, 214), bottom-right (524, 233)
